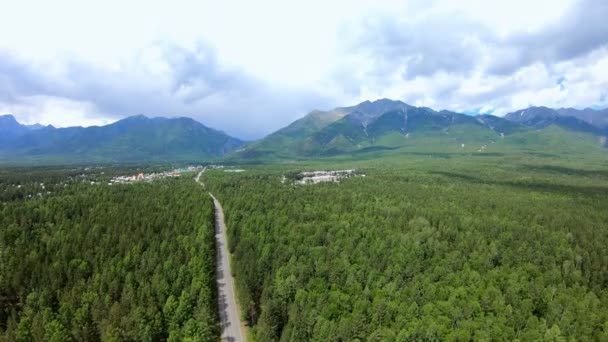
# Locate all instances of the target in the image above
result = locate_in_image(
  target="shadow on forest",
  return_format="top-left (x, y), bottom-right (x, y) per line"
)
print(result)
top-left (518, 164), bottom-right (608, 178)
top-left (352, 146), bottom-right (400, 154)
top-left (431, 170), bottom-right (608, 195)
top-left (523, 151), bottom-right (560, 158)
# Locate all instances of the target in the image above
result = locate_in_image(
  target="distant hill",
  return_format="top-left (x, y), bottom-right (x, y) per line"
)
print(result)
top-left (556, 107), bottom-right (608, 129)
top-left (2, 101), bottom-right (607, 164)
top-left (235, 99), bottom-right (413, 159)
top-left (0, 114), bottom-right (53, 144)
top-left (0, 115), bottom-right (244, 164)
top-left (235, 108), bottom-right (349, 159)
top-left (301, 105), bottom-right (530, 156)
top-left (504, 107), bottom-right (605, 134)
top-left (234, 99), bottom-right (608, 160)
top-left (235, 99), bottom-right (521, 158)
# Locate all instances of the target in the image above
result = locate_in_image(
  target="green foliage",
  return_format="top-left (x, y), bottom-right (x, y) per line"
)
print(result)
top-left (0, 174), bottom-right (218, 341)
top-left (236, 108), bottom-right (349, 159)
top-left (203, 157), bottom-right (608, 341)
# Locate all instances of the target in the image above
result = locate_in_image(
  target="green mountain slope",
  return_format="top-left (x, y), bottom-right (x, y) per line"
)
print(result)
top-left (0, 114), bottom-right (53, 143)
top-left (504, 107), bottom-right (605, 134)
top-left (238, 102), bottom-right (522, 158)
top-left (235, 100), bottom-right (608, 161)
top-left (0, 115), bottom-right (244, 164)
top-left (235, 99), bottom-right (413, 159)
top-left (236, 108), bottom-right (350, 159)
top-left (557, 107), bottom-right (608, 129)
top-left (498, 125), bottom-right (608, 154)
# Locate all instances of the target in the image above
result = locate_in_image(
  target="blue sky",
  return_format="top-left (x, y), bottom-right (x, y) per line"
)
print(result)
top-left (1, 0), bottom-right (607, 139)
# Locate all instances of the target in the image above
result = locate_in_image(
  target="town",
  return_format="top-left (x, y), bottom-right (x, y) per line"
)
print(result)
top-left (110, 165), bottom-right (209, 184)
top-left (282, 169), bottom-right (364, 185)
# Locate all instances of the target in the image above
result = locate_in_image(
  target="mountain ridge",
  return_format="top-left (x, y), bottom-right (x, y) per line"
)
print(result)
top-left (2, 101), bottom-right (607, 164)
top-left (234, 99), bottom-right (608, 159)
top-left (0, 114), bottom-right (244, 164)
top-left (0, 114), bottom-right (56, 144)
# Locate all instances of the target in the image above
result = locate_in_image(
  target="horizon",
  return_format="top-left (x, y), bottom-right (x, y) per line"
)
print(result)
top-left (3, 99), bottom-right (607, 139)
top-left (1, 0), bottom-right (608, 140)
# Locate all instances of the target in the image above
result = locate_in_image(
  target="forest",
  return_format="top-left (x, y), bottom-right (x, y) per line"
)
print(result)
top-left (203, 156), bottom-right (608, 341)
top-left (0, 168), bottom-right (218, 341)
top-left (2, 155), bottom-right (608, 341)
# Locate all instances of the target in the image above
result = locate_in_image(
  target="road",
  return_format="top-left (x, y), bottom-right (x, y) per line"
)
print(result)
top-left (196, 170), bottom-right (246, 342)
top-left (195, 169), bottom-right (205, 188)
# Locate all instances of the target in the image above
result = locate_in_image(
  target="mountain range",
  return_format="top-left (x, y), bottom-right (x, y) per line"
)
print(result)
top-left (0, 114), bottom-right (244, 163)
top-left (236, 100), bottom-right (608, 159)
top-left (1, 100), bottom-right (607, 164)
top-left (0, 115), bottom-right (53, 144)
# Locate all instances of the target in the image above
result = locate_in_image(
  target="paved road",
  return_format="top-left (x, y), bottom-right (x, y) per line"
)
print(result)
top-left (196, 170), bottom-right (245, 342)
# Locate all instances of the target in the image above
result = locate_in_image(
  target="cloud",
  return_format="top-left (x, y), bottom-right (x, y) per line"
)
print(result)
top-left (487, 0), bottom-right (608, 75)
top-left (1, 0), bottom-right (606, 139)
top-left (345, 13), bottom-right (489, 79)
top-left (0, 50), bottom-right (52, 101)
top-left (332, 0), bottom-right (608, 115)
top-left (557, 76), bottom-right (566, 91)
top-left (345, 0), bottom-right (608, 80)
top-left (0, 44), bottom-right (333, 139)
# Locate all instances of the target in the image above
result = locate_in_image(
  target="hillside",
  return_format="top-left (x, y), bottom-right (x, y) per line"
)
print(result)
top-left (235, 108), bottom-right (348, 159)
top-left (0, 114), bottom-right (52, 143)
top-left (233, 100), bottom-right (608, 160)
top-left (556, 107), bottom-right (608, 129)
top-left (504, 107), bottom-right (605, 135)
top-left (235, 99), bottom-right (413, 159)
top-left (2, 101), bottom-right (607, 164)
top-left (0, 115), bottom-right (244, 164)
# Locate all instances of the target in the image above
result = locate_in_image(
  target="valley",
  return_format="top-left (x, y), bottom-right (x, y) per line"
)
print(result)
top-left (3, 0), bottom-right (608, 340)
top-left (1, 99), bottom-right (608, 341)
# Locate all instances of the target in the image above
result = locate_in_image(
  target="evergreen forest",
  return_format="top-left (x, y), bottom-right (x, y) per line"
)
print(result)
top-left (204, 157), bottom-right (608, 341)
top-left (0, 170), bottom-right (218, 341)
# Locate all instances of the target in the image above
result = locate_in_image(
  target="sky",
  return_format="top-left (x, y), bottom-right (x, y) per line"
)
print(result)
top-left (1, 0), bottom-right (607, 139)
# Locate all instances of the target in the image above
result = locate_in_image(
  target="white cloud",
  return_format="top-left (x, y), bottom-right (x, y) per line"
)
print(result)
top-left (332, 0), bottom-right (608, 116)
top-left (0, 0), bottom-right (606, 139)
top-left (0, 95), bottom-right (110, 127)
